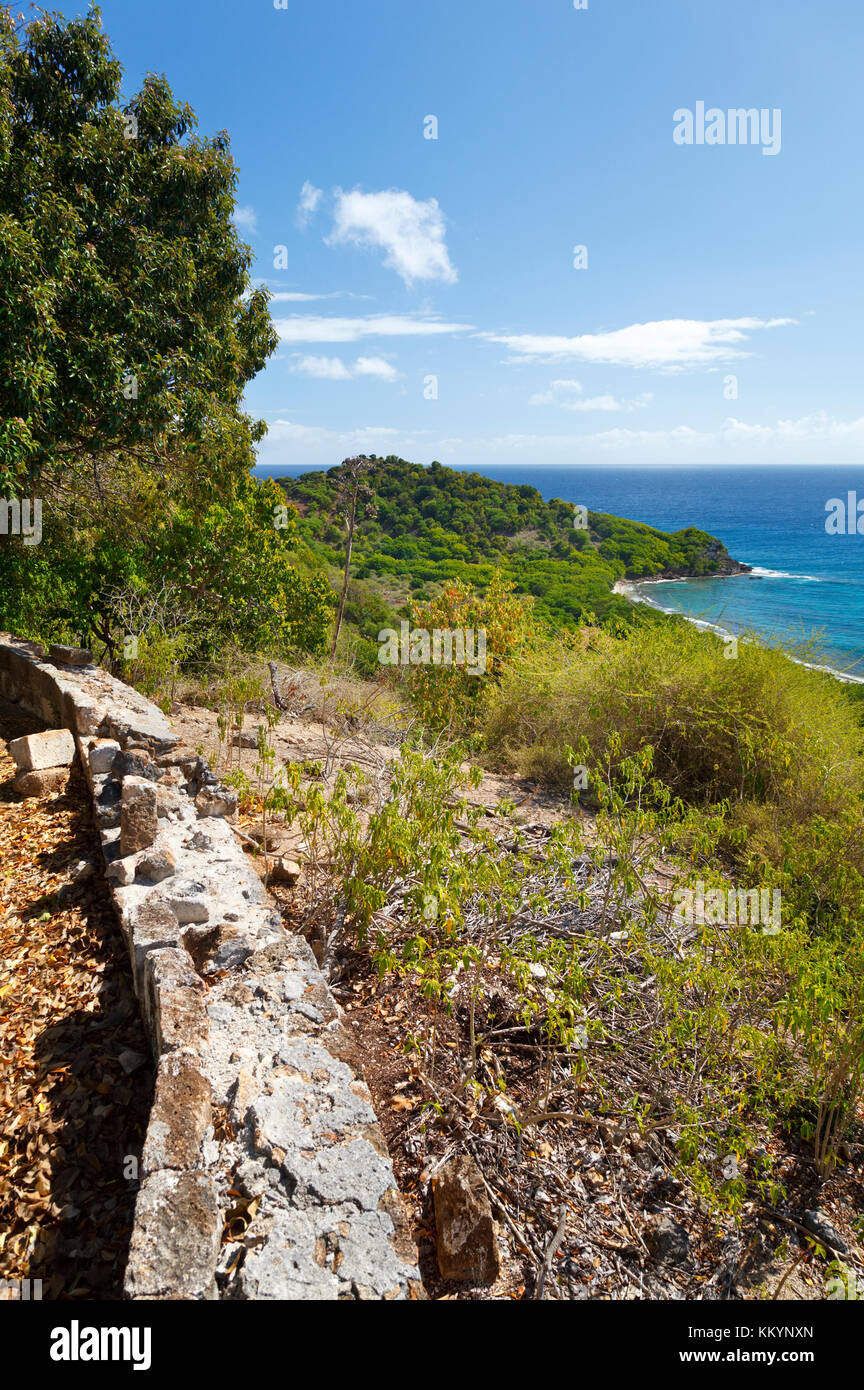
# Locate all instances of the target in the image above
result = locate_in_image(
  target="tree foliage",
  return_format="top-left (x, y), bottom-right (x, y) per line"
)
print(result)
top-left (0, 6), bottom-right (328, 664)
top-left (0, 4), bottom-right (275, 493)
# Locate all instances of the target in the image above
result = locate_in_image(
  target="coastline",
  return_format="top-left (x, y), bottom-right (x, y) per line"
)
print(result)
top-left (612, 576), bottom-right (864, 687)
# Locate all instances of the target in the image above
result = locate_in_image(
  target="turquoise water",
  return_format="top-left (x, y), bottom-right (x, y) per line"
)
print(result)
top-left (257, 463), bottom-right (864, 680)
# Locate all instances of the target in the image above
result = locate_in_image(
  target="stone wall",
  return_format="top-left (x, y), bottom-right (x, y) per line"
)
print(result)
top-left (0, 635), bottom-right (421, 1301)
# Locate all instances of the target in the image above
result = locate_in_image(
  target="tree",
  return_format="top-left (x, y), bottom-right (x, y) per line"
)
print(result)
top-left (0, 471), bottom-right (332, 662)
top-left (0, 4), bottom-right (276, 495)
top-left (329, 455), bottom-right (377, 660)
top-left (0, 5), bottom-right (331, 668)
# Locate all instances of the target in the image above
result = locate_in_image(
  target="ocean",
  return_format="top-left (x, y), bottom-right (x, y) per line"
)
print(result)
top-left (256, 463), bottom-right (864, 681)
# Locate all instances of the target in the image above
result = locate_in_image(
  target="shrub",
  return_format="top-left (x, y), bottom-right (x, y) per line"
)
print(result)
top-left (400, 572), bottom-right (536, 732)
top-left (484, 620), bottom-right (864, 819)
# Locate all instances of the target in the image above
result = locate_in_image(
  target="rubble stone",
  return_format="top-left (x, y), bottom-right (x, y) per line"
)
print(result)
top-left (125, 1170), bottom-right (221, 1301)
top-left (13, 766), bottom-right (69, 798)
top-left (433, 1155), bottom-right (500, 1283)
top-left (120, 777), bottom-right (158, 855)
top-left (141, 1051), bottom-right (211, 1175)
top-left (88, 738), bottom-right (121, 775)
top-left (195, 784), bottom-right (238, 819)
top-left (48, 644), bottom-right (92, 668)
top-left (0, 632), bottom-right (420, 1303)
top-left (136, 848), bottom-right (176, 884)
top-left (9, 728), bottom-right (75, 771)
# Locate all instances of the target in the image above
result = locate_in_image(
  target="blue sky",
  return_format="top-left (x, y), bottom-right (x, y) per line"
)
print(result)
top-left (58, 0), bottom-right (864, 468)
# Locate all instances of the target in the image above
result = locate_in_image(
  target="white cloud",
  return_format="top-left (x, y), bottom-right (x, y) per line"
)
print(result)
top-left (233, 205), bottom-right (258, 235)
top-left (256, 411), bottom-right (864, 472)
top-left (262, 420), bottom-right (406, 452)
top-left (529, 379), bottom-right (653, 412)
top-left (484, 317), bottom-right (796, 368)
top-left (456, 413), bottom-right (864, 464)
top-left (589, 425), bottom-right (708, 450)
top-left (288, 355), bottom-right (353, 381)
top-left (466, 413), bottom-right (864, 458)
top-left (529, 378), bottom-right (583, 402)
top-left (273, 313), bottom-right (472, 344)
top-left (288, 353), bottom-right (401, 382)
top-left (354, 356), bottom-right (401, 380)
top-left (566, 394), bottom-right (653, 413)
top-left (328, 188), bottom-right (457, 287)
top-left (720, 411), bottom-right (864, 446)
top-left (297, 181), bottom-right (324, 227)
top-left (270, 291), bottom-right (347, 303)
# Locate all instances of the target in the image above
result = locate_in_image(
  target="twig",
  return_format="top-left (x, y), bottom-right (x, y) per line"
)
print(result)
top-left (535, 1203), bottom-right (568, 1300)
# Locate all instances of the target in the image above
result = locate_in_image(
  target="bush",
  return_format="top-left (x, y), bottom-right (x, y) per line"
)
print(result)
top-left (401, 573), bottom-right (536, 732)
top-left (484, 620), bottom-right (864, 818)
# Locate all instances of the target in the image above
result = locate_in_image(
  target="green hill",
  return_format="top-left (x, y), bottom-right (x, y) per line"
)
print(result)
top-left (279, 455), bottom-right (747, 633)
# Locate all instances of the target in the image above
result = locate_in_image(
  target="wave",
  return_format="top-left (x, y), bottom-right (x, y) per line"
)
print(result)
top-left (746, 566), bottom-right (821, 581)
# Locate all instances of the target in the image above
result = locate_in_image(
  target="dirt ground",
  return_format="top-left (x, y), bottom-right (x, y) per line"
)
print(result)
top-left (0, 699), bottom-right (152, 1300)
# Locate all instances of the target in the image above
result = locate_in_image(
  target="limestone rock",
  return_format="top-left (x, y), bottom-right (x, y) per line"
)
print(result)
top-left (9, 728), bottom-right (76, 772)
top-left (137, 848), bottom-right (176, 884)
top-left (13, 766), bottom-right (70, 798)
top-left (268, 857), bottom-right (302, 885)
top-left (145, 947), bottom-right (208, 1055)
top-left (229, 1069), bottom-right (262, 1127)
top-left (141, 1051), bottom-right (211, 1175)
top-left (432, 1155), bottom-right (500, 1284)
top-left (88, 738), bottom-right (121, 775)
top-left (237, 1209), bottom-right (340, 1301)
top-left (195, 784), bottom-right (238, 820)
top-left (156, 784), bottom-right (186, 819)
top-left (125, 902), bottom-right (181, 1000)
top-left (106, 857), bottom-right (136, 887)
top-left (646, 1213), bottom-right (691, 1265)
top-left (94, 800), bottom-right (121, 829)
top-left (48, 644), bottom-right (92, 667)
top-left (161, 879), bottom-right (209, 924)
top-left (124, 1169), bottom-right (221, 1300)
top-left (156, 745), bottom-right (200, 768)
top-left (182, 922), bottom-right (253, 975)
top-left (113, 749), bottom-right (161, 783)
top-left (120, 776), bottom-right (158, 855)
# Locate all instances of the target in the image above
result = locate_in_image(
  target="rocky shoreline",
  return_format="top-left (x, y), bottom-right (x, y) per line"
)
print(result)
top-left (648, 537), bottom-right (752, 581)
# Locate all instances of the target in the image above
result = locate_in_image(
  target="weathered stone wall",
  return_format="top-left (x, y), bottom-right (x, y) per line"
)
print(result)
top-left (0, 635), bottom-right (421, 1301)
